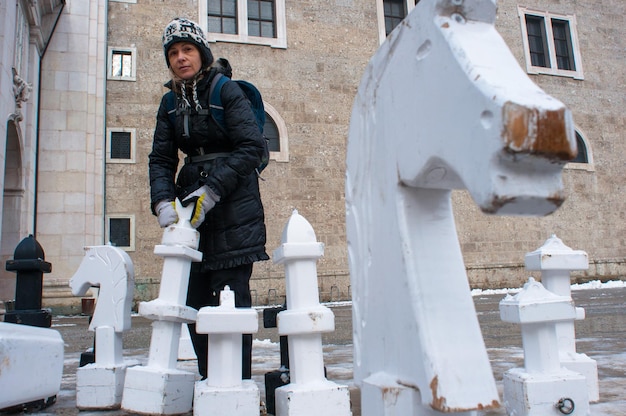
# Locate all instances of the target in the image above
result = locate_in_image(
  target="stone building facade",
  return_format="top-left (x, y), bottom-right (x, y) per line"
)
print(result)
top-left (1, 0), bottom-right (624, 312)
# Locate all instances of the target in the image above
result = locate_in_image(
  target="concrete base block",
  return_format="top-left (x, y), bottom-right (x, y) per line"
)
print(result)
top-left (193, 380), bottom-right (259, 416)
top-left (503, 368), bottom-right (589, 416)
top-left (76, 365), bottom-right (127, 409)
top-left (0, 322), bottom-right (64, 409)
top-left (121, 366), bottom-right (196, 415)
top-left (561, 352), bottom-right (599, 402)
top-left (275, 380), bottom-right (352, 416)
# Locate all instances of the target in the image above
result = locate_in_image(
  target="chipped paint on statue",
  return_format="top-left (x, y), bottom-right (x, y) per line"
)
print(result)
top-left (346, 0), bottom-right (575, 413)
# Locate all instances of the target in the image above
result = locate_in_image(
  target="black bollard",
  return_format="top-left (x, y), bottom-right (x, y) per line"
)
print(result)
top-left (263, 304), bottom-right (290, 415)
top-left (4, 234), bottom-right (52, 328)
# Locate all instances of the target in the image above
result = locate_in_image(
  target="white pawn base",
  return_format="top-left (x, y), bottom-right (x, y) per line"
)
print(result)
top-left (122, 366), bottom-right (196, 415)
top-left (275, 380), bottom-right (352, 416)
top-left (561, 352), bottom-right (599, 402)
top-left (193, 380), bottom-right (259, 416)
top-left (76, 365), bottom-right (128, 409)
top-left (503, 368), bottom-right (589, 416)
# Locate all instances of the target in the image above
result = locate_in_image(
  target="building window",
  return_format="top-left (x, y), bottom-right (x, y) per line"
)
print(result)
top-left (200, 0), bottom-right (287, 48)
top-left (571, 132), bottom-right (588, 163)
top-left (518, 7), bottom-right (583, 79)
top-left (565, 129), bottom-right (593, 172)
top-left (384, 0), bottom-right (408, 36)
top-left (108, 47), bottom-right (137, 81)
top-left (106, 215), bottom-right (135, 251)
top-left (263, 102), bottom-right (288, 163)
top-left (106, 128), bottom-right (136, 163)
top-left (248, 0), bottom-right (275, 38)
top-left (377, 0), bottom-right (420, 44)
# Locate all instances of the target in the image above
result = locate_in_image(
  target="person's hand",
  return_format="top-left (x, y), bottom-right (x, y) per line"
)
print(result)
top-left (181, 185), bottom-right (220, 228)
top-left (155, 200), bottom-right (178, 227)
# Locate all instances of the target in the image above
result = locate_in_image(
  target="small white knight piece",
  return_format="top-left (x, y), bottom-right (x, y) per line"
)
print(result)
top-left (69, 245), bottom-right (135, 409)
top-left (346, 0), bottom-right (577, 414)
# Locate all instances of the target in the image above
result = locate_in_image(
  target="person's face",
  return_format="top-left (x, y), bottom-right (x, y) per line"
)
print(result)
top-left (167, 42), bottom-right (202, 80)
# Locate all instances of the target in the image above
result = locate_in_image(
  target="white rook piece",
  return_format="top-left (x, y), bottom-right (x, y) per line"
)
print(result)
top-left (500, 278), bottom-right (590, 415)
top-left (193, 286), bottom-right (260, 415)
top-left (69, 245), bottom-right (135, 409)
top-left (346, 0), bottom-right (577, 414)
top-left (273, 210), bottom-right (351, 416)
top-left (525, 235), bottom-right (599, 402)
top-left (122, 200), bottom-right (201, 415)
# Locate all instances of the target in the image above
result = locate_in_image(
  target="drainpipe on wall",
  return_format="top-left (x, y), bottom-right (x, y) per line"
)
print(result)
top-left (33, 0), bottom-right (66, 237)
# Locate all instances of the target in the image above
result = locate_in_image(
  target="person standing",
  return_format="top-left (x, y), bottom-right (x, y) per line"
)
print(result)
top-left (149, 17), bottom-right (269, 379)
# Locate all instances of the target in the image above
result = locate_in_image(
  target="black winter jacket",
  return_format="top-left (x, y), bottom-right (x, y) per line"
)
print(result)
top-left (149, 68), bottom-right (269, 270)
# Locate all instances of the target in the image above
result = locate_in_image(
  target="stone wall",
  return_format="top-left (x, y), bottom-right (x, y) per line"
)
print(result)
top-left (41, 0), bottom-right (626, 311)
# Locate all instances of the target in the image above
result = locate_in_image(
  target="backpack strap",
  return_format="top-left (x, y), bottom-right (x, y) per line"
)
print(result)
top-left (164, 91), bottom-right (177, 126)
top-left (208, 72), bottom-right (230, 134)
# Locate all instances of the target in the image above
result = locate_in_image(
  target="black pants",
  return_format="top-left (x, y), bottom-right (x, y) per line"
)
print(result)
top-left (186, 262), bottom-right (254, 379)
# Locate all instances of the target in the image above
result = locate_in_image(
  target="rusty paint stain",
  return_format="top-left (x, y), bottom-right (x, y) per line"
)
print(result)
top-left (430, 376), bottom-right (446, 410)
top-left (381, 386), bottom-right (401, 404)
top-left (481, 193), bottom-right (564, 215)
top-left (429, 376), bottom-right (500, 412)
top-left (502, 102), bottom-right (576, 161)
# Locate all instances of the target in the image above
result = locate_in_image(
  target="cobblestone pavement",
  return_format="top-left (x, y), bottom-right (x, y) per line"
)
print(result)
top-left (2, 287), bottom-right (625, 415)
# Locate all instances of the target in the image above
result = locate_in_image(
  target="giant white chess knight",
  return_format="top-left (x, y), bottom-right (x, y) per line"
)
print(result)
top-left (345, 0), bottom-right (576, 414)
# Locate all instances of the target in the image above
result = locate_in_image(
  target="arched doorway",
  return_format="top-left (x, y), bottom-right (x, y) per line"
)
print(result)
top-left (1, 120), bottom-right (25, 300)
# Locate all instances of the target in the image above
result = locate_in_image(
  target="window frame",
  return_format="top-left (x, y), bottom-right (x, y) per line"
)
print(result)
top-left (106, 127), bottom-right (136, 163)
top-left (566, 129), bottom-right (594, 171)
top-left (518, 7), bottom-right (584, 80)
top-left (107, 47), bottom-right (137, 81)
top-left (200, 0), bottom-right (287, 49)
top-left (106, 215), bottom-right (135, 251)
top-left (263, 102), bottom-right (289, 163)
top-left (376, 0), bottom-right (419, 44)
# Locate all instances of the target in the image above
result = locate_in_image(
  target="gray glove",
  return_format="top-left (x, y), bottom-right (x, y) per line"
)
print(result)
top-left (181, 185), bottom-right (220, 228)
top-left (155, 200), bottom-right (178, 227)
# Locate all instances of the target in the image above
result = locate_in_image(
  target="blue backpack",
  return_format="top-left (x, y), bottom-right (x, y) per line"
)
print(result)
top-left (165, 72), bottom-right (269, 173)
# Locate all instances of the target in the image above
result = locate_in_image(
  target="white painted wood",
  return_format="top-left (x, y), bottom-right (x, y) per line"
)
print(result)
top-left (121, 199), bottom-right (200, 415)
top-left (525, 235), bottom-right (599, 402)
top-left (500, 279), bottom-right (590, 415)
top-left (273, 210), bottom-right (351, 416)
top-left (193, 286), bottom-right (260, 415)
top-left (0, 323), bottom-right (64, 408)
top-left (346, 0), bottom-right (576, 413)
top-left (69, 245), bottom-right (135, 409)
